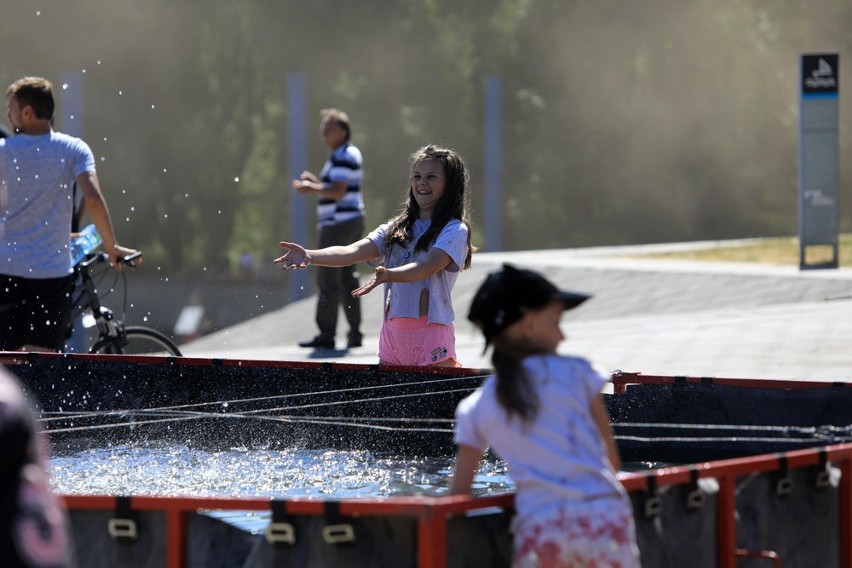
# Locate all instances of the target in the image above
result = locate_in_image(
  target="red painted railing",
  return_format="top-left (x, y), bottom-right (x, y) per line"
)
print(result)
top-left (60, 441), bottom-right (852, 567)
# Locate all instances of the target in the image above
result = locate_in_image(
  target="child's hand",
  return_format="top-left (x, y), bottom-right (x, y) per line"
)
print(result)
top-left (352, 266), bottom-right (388, 297)
top-left (273, 242), bottom-right (310, 269)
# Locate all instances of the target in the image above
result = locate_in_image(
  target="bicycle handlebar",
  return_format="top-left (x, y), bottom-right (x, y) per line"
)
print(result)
top-left (79, 251), bottom-right (143, 269)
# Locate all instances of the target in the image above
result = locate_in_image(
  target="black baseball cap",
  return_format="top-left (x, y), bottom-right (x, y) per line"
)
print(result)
top-left (467, 263), bottom-right (591, 349)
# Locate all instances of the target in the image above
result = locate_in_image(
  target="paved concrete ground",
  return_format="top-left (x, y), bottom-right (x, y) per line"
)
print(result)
top-left (181, 240), bottom-right (852, 382)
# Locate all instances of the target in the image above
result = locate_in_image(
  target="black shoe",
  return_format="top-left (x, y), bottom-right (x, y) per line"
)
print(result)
top-left (299, 336), bottom-right (335, 349)
top-left (347, 332), bottom-right (363, 349)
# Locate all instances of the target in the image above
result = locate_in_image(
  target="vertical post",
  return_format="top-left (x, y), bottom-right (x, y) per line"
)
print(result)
top-left (287, 73), bottom-right (311, 300)
top-left (166, 509), bottom-right (188, 568)
top-left (484, 75), bottom-right (503, 253)
top-left (798, 53), bottom-right (839, 269)
top-left (58, 71), bottom-right (84, 137)
top-left (59, 70), bottom-right (88, 353)
top-left (840, 456), bottom-right (852, 568)
top-left (716, 474), bottom-right (737, 568)
top-left (417, 507), bottom-right (448, 568)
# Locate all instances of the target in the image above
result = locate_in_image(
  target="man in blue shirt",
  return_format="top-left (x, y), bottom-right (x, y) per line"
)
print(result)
top-left (0, 76), bottom-right (138, 351)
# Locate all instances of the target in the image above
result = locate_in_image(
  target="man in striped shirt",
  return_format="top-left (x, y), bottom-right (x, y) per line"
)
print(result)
top-left (292, 109), bottom-right (365, 350)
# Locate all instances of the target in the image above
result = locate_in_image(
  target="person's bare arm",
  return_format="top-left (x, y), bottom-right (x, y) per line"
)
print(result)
top-left (292, 174), bottom-right (348, 201)
top-left (448, 444), bottom-right (483, 495)
top-left (590, 395), bottom-right (622, 472)
top-left (274, 238), bottom-right (379, 269)
top-left (352, 247), bottom-right (453, 297)
top-left (76, 171), bottom-right (138, 265)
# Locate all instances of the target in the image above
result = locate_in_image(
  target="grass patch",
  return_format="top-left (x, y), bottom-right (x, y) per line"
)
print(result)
top-left (631, 235), bottom-right (852, 266)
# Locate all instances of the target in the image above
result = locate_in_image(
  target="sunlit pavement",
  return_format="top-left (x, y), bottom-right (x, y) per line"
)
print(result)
top-left (180, 241), bottom-right (852, 382)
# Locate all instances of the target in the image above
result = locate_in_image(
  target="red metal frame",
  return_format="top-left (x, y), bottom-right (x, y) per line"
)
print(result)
top-left (0, 351), bottom-right (492, 376)
top-left (611, 370), bottom-right (848, 394)
top-left (26, 362), bottom-right (851, 566)
top-left (60, 443), bottom-right (852, 567)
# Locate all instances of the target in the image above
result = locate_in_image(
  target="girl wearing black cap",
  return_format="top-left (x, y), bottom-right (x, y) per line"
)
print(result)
top-left (450, 264), bottom-right (640, 567)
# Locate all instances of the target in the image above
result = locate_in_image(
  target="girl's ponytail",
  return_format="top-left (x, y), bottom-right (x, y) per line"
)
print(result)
top-left (491, 338), bottom-right (540, 423)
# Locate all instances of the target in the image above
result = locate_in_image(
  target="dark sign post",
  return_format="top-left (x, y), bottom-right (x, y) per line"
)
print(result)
top-left (798, 53), bottom-right (839, 269)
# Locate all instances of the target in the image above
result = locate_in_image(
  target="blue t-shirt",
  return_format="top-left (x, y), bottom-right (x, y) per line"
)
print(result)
top-left (0, 132), bottom-right (96, 278)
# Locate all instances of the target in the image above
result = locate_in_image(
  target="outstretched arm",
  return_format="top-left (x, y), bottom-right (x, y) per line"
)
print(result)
top-left (448, 444), bottom-right (483, 495)
top-left (274, 238), bottom-right (379, 269)
top-left (352, 247), bottom-right (453, 297)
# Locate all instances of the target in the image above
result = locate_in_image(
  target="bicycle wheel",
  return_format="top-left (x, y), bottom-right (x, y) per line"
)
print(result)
top-left (91, 326), bottom-right (182, 356)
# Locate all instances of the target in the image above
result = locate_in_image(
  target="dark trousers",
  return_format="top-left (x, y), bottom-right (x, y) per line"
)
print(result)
top-left (315, 216), bottom-right (364, 340)
top-left (0, 273), bottom-right (75, 351)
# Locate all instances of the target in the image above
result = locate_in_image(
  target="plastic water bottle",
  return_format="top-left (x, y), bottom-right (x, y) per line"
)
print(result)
top-left (70, 224), bottom-right (103, 266)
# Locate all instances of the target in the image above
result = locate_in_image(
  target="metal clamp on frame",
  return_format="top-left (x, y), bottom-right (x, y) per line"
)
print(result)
top-left (643, 475), bottom-right (663, 518)
top-left (685, 468), bottom-right (706, 510)
top-left (108, 496), bottom-right (138, 540)
top-left (322, 501), bottom-right (356, 544)
top-left (265, 499), bottom-right (296, 546)
top-left (775, 455), bottom-right (793, 497)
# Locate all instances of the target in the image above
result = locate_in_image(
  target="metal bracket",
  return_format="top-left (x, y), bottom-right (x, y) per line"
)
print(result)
top-left (265, 522), bottom-right (296, 545)
top-left (108, 518), bottom-right (138, 540)
top-left (323, 523), bottom-right (356, 544)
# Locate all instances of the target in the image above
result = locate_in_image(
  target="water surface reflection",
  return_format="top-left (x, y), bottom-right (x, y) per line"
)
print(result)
top-left (48, 443), bottom-right (513, 499)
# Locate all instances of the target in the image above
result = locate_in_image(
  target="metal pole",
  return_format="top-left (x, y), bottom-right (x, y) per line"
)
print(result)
top-left (59, 70), bottom-right (88, 353)
top-left (58, 71), bottom-right (84, 137)
top-left (287, 73), bottom-right (311, 300)
top-left (484, 75), bottom-right (503, 252)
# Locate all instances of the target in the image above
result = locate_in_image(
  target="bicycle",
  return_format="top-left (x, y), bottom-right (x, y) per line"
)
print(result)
top-left (70, 252), bottom-right (183, 356)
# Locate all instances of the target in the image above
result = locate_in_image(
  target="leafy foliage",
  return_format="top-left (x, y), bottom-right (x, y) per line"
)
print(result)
top-left (1, 0), bottom-right (849, 273)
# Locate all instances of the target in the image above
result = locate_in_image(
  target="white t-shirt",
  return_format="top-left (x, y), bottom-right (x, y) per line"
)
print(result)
top-left (367, 218), bottom-right (469, 325)
top-left (454, 354), bottom-right (627, 519)
top-left (0, 132), bottom-right (96, 278)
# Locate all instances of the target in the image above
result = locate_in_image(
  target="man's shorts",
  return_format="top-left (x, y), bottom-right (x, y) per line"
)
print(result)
top-left (378, 315), bottom-right (458, 366)
top-left (0, 274), bottom-right (74, 351)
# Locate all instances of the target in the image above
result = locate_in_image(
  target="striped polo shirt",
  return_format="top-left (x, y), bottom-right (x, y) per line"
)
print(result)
top-left (317, 142), bottom-right (365, 225)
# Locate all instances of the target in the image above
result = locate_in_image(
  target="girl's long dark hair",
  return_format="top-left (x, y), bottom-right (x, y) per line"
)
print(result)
top-left (385, 145), bottom-right (474, 269)
top-left (491, 336), bottom-right (544, 423)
